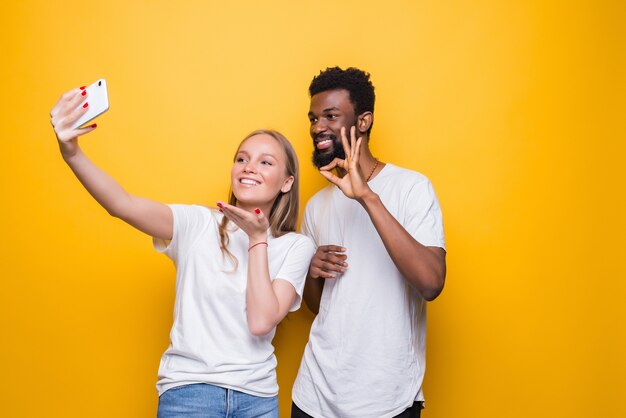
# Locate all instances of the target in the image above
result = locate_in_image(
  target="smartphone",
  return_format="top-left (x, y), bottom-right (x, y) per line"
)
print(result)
top-left (71, 78), bottom-right (110, 129)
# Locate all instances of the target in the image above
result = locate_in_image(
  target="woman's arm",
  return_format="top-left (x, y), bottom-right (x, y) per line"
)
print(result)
top-left (50, 87), bottom-right (173, 240)
top-left (218, 202), bottom-right (297, 336)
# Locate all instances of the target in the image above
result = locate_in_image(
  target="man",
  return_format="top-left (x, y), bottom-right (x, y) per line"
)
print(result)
top-left (292, 67), bottom-right (447, 418)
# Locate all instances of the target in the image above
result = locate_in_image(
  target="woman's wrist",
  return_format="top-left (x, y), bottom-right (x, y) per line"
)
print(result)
top-left (60, 141), bottom-right (80, 161)
top-left (248, 241), bottom-right (268, 252)
top-left (248, 231), bottom-right (268, 244)
top-left (248, 231), bottom-right (268, 250)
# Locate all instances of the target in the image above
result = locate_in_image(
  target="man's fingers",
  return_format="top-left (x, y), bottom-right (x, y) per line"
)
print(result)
top-left (318, 245), bottom-right (346, 253)
top-left (318, 270), bottom-right (340, 279)
top-left (321, 252), bottom-right (347, 264)
top-left (311, 266), bottom-right (341, 279)
top-left (350, 126), bottom-right (357, 158)
top-left (320, 170), bottom-right (341, 186)
top-left (322, 260), bottom-right (346, 272)
top-left (312, 254), bottom-right (348, 270)
top-left (319, 158), bottom-right (346, 171)
top-left (340, 126), bottom-right (351, 157)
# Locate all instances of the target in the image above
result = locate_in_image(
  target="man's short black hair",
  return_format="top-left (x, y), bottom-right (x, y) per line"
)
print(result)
top-left (309, 67), bottom-right (376, 134)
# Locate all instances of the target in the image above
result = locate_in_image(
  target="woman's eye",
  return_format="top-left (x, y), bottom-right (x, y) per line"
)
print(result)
top-left (236, 157), bottom-right (246, 163)
top-left (261, 161), bottom-right (272, 166)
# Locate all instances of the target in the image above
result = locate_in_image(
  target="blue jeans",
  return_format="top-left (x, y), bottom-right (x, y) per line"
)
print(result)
top-left (157, 383), bottom-right (279, 418)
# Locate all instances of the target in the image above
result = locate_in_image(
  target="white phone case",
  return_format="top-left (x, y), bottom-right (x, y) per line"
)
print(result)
top-left (71, 79), bottom-right (109, 129)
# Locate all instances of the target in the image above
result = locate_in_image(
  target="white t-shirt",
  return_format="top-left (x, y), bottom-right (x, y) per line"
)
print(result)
top-left (292, 164), bottom-right (446, 418)
top-left (153, 204), bottom-right (315, 397)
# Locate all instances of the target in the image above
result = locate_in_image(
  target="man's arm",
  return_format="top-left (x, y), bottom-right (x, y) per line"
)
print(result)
top-left (302, 245), bottom-right (347, 314)
top-left (320, 127), bottom-right (446, 301)
top-left (303, 273), bottom-right (324, 315)
top-left (360, 193), bottom-right (446, 301)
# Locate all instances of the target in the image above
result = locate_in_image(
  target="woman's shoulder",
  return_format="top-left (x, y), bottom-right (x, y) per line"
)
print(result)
top-left (168, 204), bottom-right (223, 226)
top-left (273, 231), bottom-right (315, 252)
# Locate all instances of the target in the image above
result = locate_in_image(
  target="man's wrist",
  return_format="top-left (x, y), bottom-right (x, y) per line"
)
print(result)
top-left (357, 190), bottom-right (380, 208)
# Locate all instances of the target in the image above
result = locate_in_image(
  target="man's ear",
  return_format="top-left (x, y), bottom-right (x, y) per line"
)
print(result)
top-left (281, 175), bottom-right (295, 193)
top-left (357, 112), bottom-right (373, 135)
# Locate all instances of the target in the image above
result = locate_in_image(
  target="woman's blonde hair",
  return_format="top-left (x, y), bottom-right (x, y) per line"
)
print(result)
top-left (218, 130), bottom-right (300, 269)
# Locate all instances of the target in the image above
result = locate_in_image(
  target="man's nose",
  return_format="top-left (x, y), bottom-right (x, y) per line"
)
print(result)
top-left (311, 119), bottom-right (327, 135)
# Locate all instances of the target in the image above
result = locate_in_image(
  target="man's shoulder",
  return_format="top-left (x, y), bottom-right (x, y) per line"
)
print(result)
top-left (304, 184), bottom-right (336, 208)
top-left (380, 163), bottom-right (430, 186)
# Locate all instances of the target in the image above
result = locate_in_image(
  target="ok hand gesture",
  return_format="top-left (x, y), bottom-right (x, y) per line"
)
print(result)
top-left (319, 126), bottom-right (371, 202)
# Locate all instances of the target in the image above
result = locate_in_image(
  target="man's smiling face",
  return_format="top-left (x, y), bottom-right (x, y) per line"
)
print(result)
top-left (308, 89), bottom-right (357, 168)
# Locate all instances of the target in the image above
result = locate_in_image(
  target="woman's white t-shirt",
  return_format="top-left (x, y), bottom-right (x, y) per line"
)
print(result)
top-left (153, 204), bottom-right (315, 397)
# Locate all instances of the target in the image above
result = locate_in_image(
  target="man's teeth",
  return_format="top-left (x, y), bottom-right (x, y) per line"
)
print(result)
top-left (319, 139), bottom-right (331, 145)
top-left (240, 179), bottom-right (259, 185)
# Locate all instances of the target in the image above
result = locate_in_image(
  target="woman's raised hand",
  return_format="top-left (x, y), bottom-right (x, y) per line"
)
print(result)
top-left (50, 87), bottom-right (97, 157)
top-left (217, 201), bottom-right (270, 243)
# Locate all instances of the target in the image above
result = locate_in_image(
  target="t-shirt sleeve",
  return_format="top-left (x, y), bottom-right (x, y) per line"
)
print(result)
top-left (300, 201), bottom-right (317, 243)
top-left (274, 235), bottom-right (316, 312)
top-left (404, 179), bottom-right (446, 250)
top-left (153, 204), bottom-right (208, 263)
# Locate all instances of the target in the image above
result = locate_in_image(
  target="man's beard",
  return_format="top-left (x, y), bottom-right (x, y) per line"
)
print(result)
top-left (312, 133), bottom-right (346, 169)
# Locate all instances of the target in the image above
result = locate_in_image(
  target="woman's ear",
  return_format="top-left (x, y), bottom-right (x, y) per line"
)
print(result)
top-left (281, 175), bottom-right (295, 193)
top-left (357, 112), bottom-right (373, 134)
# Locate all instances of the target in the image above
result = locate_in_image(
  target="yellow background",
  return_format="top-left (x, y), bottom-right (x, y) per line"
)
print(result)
top-left (1, 1), bottom-right (624, 417)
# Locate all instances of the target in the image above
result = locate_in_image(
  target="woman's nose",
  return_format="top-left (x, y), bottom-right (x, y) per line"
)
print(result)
top-left (244, 161), bottom-right (257, 173)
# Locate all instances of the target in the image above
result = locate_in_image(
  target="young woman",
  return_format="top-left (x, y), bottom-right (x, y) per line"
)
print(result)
top-left (50, 86), bottom-right (315, 418)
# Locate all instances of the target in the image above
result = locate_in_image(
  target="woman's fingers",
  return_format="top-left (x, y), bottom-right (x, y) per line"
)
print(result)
top-left (51, 88), bottom-right (85, 121)
top-left (51, 86), bottom-right (94, 142)
top-left (217, 201), bottom-right (269, 236)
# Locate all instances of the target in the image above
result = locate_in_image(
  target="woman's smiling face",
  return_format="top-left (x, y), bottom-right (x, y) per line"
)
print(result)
top-left (230, 133), bottom-right (294, 212)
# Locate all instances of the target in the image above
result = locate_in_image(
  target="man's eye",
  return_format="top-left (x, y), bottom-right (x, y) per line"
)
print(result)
top-left (327, 114), bottom-right (337, 120)
top-left (309, 118), bottom-right (318, 124)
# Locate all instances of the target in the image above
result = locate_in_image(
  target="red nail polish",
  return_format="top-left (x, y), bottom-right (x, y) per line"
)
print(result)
top-left (255, 208), bottom-right (261, 214)
top-left (81, 90), bottom-right (87, 96)
top-left (83, 102), bottom-right (89, 108)
top-left (90, 123), bottom-right (97, 128)
top-left (217, 202), bottom-right (223, 208)
top-left (80, 86), bottom-right (86, 90)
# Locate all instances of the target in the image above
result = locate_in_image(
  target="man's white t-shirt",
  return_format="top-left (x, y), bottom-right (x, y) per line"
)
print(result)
top-left (154, 204), bottom-right (315, 397)
top-left (292, 164), bottom-right (446, 418)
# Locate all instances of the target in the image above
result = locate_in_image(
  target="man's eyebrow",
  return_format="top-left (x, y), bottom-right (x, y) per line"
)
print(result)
top-left (308, 107), bottom-right (340, 116)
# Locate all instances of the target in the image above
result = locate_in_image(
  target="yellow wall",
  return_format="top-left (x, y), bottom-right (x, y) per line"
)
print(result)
top-left (1, 1), bottom-right (624, 417)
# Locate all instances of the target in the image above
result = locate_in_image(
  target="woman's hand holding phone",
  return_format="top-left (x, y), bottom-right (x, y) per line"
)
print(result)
top-left (50, 79), bottom-right (108, 158)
